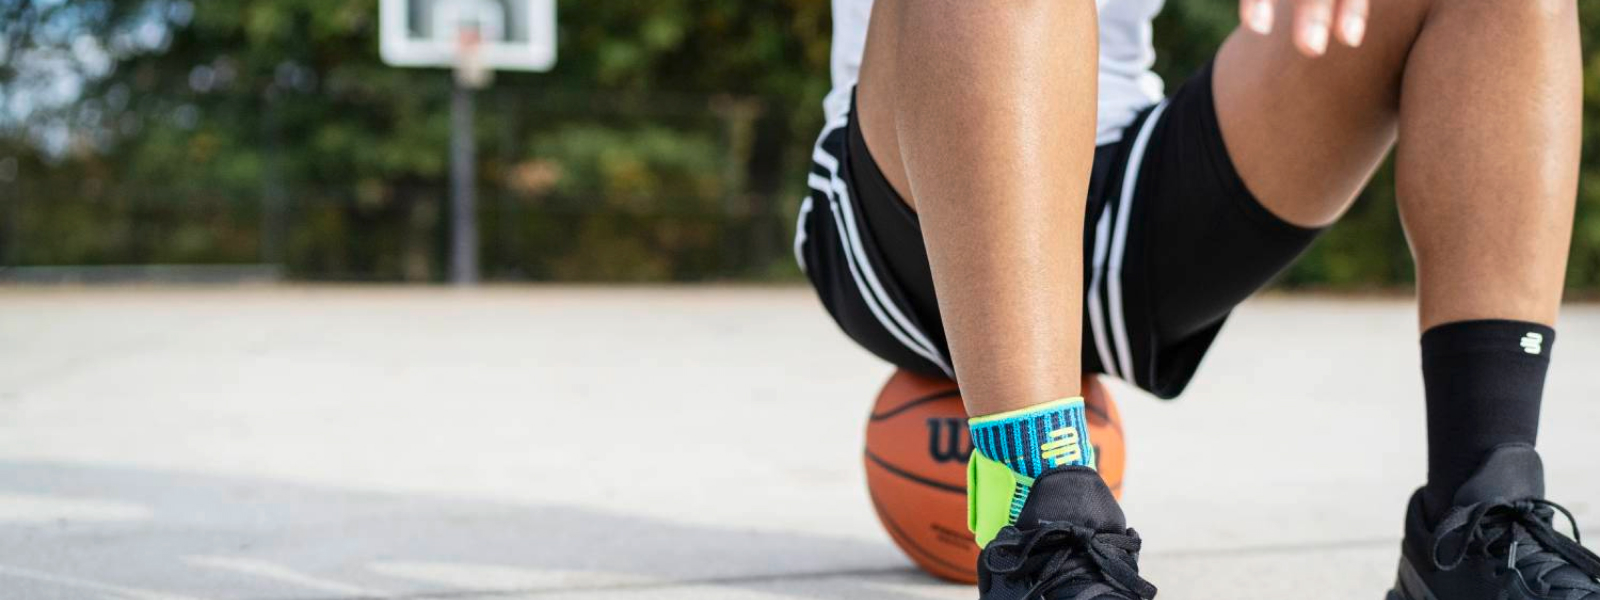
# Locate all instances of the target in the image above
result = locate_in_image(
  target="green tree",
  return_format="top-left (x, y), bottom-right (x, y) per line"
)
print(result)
top-left (2, 0), bottom-right (1597, 290)
top-left (3, 0), bottom-right (832, 281)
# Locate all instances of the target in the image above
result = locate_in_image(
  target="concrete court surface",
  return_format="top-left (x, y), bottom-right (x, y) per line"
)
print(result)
top-left (1, 286), bottom-right (1597, 600)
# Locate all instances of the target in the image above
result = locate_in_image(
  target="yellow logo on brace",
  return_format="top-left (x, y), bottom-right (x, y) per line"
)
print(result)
top-left (1040, 427), bottom-right (1083, 469)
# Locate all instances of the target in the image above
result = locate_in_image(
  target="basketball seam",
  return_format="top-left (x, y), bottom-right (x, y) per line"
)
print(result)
top-left (867, 486), bottom-right (975, 579)
top-left (1083, 399), bottom-right (1113, 425)
top-left (869, 388), bottom-right (962, 421)
top-left (864, 450), bottom-right (965, 495)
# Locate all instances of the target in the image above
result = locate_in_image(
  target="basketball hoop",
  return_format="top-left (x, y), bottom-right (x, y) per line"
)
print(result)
top-left (379, 0), bottom-right (556, 284)
top-left (380, 0), bottom-right (556, 73)
top-left (455, 25), bottom-right (492, 89)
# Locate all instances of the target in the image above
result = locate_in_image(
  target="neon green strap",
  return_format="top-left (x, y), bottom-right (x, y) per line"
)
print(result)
top-left (968, 451), bottom-right (1024, 548)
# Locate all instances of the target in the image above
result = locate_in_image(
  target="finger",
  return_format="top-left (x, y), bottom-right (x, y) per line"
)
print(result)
top-left (1336, 0), bottom-right (1368, 47)
top-left (1293, 0), bottom-right (1334, 57)
top-left (1241, 0), bottom-right (1274, 35)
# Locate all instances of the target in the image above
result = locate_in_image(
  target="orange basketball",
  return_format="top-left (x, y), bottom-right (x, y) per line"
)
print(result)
top-left (863, 370), bottom-right (1125, 583)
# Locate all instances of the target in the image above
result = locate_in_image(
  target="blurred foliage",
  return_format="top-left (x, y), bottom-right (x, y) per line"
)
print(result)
top-left (0, 0), bottom-right (829, 281)
top-left (0, 0), bottom-right (1596, 288)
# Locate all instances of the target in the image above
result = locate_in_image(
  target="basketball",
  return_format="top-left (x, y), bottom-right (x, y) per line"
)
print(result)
top-left (863, 370), bottom-right (1125, 583)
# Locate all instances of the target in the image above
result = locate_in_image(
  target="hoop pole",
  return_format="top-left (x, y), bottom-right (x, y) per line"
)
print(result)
top-left (449, 79), bottom-right (479, 285)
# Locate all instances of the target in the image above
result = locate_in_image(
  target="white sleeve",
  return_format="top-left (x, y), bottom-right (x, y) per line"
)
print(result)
top-left (823, 0), bottom-right (874, 123)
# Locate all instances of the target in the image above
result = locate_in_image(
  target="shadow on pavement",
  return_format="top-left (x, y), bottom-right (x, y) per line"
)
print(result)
top-left (0, 461), bottom-right (963, 600)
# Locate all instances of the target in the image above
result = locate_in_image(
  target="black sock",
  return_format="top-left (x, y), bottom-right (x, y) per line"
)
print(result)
top-left (1421, 319), bottom-right (1553, 520)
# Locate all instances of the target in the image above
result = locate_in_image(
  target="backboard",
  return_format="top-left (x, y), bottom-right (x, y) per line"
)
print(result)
top-left (380, 0), bottom-right (556, 73)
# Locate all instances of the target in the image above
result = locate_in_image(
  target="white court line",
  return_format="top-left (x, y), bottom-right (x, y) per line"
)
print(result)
top-left (0, 563), bottom-right (206, 600)
top-left (184, 555), bottom-right (387, 596)
top-left (0, 492), bottom-right (151, 524)
top-left (368, 560), bottom-right (658, 590)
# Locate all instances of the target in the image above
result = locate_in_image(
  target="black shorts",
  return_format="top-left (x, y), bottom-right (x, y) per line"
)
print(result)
top-left (794, 63), bottom-right (1323, 399)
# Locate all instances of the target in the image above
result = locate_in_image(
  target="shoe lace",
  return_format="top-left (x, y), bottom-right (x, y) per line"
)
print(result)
top-left (1430, 498), bottom-right (1600, 597)
top-left (982, 521), bottom-right (1158, 599)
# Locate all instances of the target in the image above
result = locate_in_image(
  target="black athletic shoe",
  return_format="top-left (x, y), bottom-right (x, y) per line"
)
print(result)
top-left (1390, 445), bottom-right (1600, 600)
top-left (977, 466), bottom-right (1157, 600)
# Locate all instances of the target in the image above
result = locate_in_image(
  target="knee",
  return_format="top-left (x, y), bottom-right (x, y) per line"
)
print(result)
top-left (1429, 0), bottom-right (1577, 31)
top-left (1521, 0), bottom-right (1577, 27)
top-left (1527, 0), bottom-right (1579, 23)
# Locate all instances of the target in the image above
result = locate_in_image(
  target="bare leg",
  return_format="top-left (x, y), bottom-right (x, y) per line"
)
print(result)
top-left (856, 0), bottom-right (1099, 416)
top-left (1214, 0), bottom-right (1580, 328)
top-left (1394, 0), bottom-right (1579, 328)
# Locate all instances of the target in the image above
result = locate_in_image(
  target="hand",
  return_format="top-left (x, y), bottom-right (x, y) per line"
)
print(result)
top-left (1240, 0), bottom-right (1368, 57)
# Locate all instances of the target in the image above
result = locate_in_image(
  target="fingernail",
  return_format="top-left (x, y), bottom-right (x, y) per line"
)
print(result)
top-left (1341, 15), bottom-right (1366, 46)
top-left (1303, 21), bottom-right (1329, 54)
top-left (1248, 1), bottom-right (1274, 34)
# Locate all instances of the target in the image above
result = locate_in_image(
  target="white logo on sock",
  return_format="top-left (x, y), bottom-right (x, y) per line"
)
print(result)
top-left (1520, 332), bottom-right (1544, 355)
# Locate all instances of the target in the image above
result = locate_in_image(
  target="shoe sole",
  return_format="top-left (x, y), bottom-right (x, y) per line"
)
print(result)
top-left (1387, 555), bottom-right (1438, 600)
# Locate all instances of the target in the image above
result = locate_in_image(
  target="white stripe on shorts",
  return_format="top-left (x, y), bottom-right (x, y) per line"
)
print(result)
top-left (809, 124), bottom-right (954, 377)
top-left (1106, 100), bottom-right (1170, 383)
top-left (793, 195), bottom-right (813, 273)
top-left (1087, 198), bottom-right (1121, 380)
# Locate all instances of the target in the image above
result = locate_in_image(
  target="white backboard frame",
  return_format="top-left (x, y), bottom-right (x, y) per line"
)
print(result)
top-left (380, 0), bottom-right (556, 73)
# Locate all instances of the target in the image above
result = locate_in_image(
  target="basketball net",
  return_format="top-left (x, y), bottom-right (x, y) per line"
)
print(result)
top-left (454, 25), bottom-right (492, 89)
